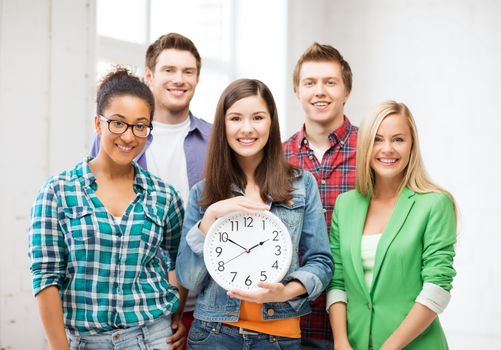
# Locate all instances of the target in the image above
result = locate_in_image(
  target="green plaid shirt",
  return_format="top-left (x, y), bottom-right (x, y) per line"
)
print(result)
top-left (29, 160), bottom-right (184, 335)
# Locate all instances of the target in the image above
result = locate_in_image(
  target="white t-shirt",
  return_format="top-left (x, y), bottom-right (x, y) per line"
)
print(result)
top-left (361, 233), bottom-right (383, 290)
top-left (308, 142), bottom-right (328, 163)
top-left (146, 119), bottom-right (190, 206)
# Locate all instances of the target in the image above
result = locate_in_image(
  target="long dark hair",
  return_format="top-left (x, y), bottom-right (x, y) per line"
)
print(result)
top-left (200, 79), bottom-right (297, 207)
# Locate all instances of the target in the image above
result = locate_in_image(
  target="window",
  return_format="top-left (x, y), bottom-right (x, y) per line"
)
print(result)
top-left (96, 0), bottom-right (286, 127)
top-left (96, 0), bottom-right (234, 122)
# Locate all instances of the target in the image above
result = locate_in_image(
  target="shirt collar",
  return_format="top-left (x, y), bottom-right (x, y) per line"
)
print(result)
top-left (78, 157), bottom-right (148, 191)
top-left (76, 158), bottom-right (96, 187)
top-left (188, 112), bottom-right (210, 137)
top-left (229, 183), bottom-right (273, 204)
top-left (298, 115), bottom-right (354, 149)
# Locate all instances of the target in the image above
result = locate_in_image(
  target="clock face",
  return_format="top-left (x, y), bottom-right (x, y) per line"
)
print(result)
top-left (203, 211), bottom-right (293, 291)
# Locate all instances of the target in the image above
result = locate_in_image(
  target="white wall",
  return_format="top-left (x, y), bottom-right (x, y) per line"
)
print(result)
top-left (285, 0), bottom-right (331, 136)
top-left (0, 0), bottom-right (95, 348)
top-left (233, 0), bottom-right (288, 134)
top-left (286, 0), bottom-right (501, 348)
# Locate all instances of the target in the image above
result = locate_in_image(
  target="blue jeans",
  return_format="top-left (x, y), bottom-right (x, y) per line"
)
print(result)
top-left (187, 319), bottom-right (300, 350)
top-left (67, 315), bottom-right (172, 350)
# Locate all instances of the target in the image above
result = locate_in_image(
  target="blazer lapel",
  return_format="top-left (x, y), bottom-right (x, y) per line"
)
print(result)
top-left (370, 187), bottom-right (415, 293)
top-left (350, 193), bottom-right (371, 298)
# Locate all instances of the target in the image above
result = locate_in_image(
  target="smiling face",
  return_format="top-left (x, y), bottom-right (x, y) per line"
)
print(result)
top-left (296, 60), bottom-right (350, 128)
top-left (145, 48), bottom-right (199, 116)
top-left (225, 95), bottom-right (271, 167)
top-left (370, 113), bottom-right (413, 186)
top-left (95, 94), bottom-right (151, 166)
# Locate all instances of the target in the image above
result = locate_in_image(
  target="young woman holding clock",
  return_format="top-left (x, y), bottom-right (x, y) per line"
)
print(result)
top-left (176, 79), bottom-right (333, 349)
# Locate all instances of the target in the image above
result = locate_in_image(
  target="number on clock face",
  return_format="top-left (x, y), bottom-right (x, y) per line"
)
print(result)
top-left (203, 211), bottom-right (293, 291)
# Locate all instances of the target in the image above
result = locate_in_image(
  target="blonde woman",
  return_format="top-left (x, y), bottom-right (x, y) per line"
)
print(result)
top-left (327, 101), bottom-right (457, 349)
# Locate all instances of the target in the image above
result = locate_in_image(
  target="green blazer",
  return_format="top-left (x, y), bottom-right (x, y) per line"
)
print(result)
top-left (328, 187), bottom-right (456, 349)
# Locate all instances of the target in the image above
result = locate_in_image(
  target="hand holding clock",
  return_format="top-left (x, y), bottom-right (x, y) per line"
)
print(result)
top-left (227, 280), bottom-right (307, 304)
top-left (199, 196), bottom-right (270, 235)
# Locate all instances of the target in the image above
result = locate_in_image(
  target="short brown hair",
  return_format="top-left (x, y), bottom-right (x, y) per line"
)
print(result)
top-left (292, 42), bottom-right (352, 93)
top-left (145, 33), bottom-right (202, 76)
top-left (200, 79), bottom-right (297, 207)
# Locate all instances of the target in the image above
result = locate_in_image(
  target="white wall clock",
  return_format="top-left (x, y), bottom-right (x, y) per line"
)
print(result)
top-left (203, 211), bottom-right (293, 291)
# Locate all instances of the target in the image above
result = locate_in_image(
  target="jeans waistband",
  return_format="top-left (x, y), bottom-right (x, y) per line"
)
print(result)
top-left (67, 315), bottom-right (171, 345)
top-left (198, 321), bottom-right (280, 339)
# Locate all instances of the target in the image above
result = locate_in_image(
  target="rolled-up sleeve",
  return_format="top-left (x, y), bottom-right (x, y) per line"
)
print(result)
top-left (421, 193), bottom-right (456, 291)
top-left (327, 199), bottom-right (345, 293)
top-left (28, 182), bottom-right (68, 296)
top-left (418, 193), bottom-right (456, 312)
top-left (416, 282), bottom-right (451, 314)
top-left (326, 289), bottom-right (348, 311)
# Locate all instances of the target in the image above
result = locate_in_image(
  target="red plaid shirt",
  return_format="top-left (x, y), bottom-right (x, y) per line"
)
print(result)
top-left (283, 116), bottom-right (358, 341)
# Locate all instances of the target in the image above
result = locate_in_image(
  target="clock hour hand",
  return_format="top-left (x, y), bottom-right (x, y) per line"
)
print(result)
top-left (226, 238), bottom-right (249, 252)
top-left (247, 239), bottom-right (270, 253)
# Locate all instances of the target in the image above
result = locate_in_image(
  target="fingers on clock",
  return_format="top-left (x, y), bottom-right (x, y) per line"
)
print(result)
top-left (227, 289), bottom-right (254, 302)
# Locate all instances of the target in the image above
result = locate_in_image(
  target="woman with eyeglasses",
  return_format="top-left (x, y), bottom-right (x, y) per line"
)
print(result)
top-left (29, 68), bottom-right (187, 350)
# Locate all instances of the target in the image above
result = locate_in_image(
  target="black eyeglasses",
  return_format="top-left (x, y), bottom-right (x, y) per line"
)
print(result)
top-left (99, 115), bottom-right (153, 138)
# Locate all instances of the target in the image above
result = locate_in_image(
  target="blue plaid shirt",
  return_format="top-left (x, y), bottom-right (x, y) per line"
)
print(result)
top-left (29, 160), bottom-right (184, 335)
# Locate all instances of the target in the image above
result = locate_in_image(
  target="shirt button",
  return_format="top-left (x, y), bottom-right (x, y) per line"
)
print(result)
top-left (321, 179), bottom-right (326, 185)
top-left (303, 139), bottom-right (308, 144)
top-left (267, 308), bottom-right (275, 316)
top-left (308, 155), bottom-right (313, 160)
top-left (367, 302), bottom-right (372, 310)
top-left (322, 208), bottom-right (327, 213)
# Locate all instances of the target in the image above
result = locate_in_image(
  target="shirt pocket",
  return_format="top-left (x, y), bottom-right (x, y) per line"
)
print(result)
top-left (62, 206), bottom-right (95, 242)
top-left (273, 196), bottom-right (305, 231)
top-left (141, 205), bottom-right (165, 257)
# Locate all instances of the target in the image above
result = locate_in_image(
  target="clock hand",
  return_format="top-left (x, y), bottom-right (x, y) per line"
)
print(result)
top-left (223, 250), bottom-right (247, 265)
top-left (226, 238), bottom-right (249, 252)
top-left (247, 239), bottom-right (270, 253)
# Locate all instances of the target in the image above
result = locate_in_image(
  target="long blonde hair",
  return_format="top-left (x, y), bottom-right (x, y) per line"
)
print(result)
top-left (356, 100), bottom-right (456, 210)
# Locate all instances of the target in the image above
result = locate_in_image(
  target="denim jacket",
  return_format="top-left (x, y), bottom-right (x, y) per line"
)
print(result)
top-left (176, 170), bottom-right (333, 322)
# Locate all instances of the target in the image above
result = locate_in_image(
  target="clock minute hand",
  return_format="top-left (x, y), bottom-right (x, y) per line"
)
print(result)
top-left (226, 238), bottom-right (249, 252)
top-left (224, 250), bottom-right (247, 265)
top-left (247, 239), bottom-right (270, 253)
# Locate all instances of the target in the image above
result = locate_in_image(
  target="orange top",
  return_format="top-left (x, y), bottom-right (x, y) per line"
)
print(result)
top-left (224, 301), bottom-right (301, 338)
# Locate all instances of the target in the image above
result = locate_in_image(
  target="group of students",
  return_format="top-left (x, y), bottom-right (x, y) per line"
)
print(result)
top-left (28, 33), bottom-right (457, 350)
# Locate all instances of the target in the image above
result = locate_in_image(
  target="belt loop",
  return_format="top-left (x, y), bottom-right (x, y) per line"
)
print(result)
top-left (211, 321), bottom-right (222, 334)
top-left (141, 321), bottom-right (150, 342)
top-left (78, 339), bottom-right (86, 350)
top-left (67, 331), bottom-right (85, 350)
